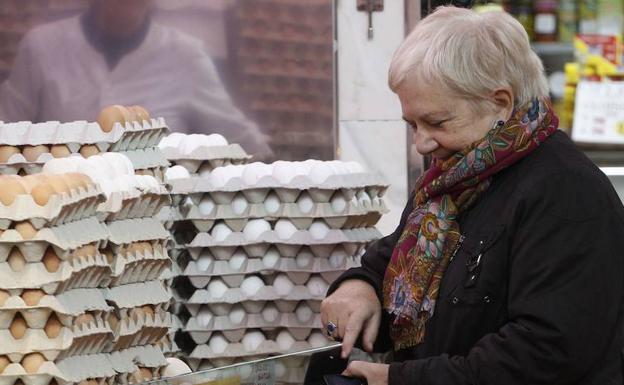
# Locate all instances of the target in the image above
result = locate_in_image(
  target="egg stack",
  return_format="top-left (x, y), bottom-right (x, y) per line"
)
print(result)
top-left (43, 153), bottom-right (175, 384)
top-left (0, 173), bottom-right (124, 384)
top-left (0, 105), bottom-right (169, 182)
top-left (166, 159), bottom-right (387, 382)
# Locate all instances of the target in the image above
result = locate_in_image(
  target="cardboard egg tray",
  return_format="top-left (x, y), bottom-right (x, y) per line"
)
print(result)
top-left (109, 344), bottom-right (167, 384)
top-left (0, 118), bottom-right (168, 151)
top-left (0, 217), bottom-right (109, 263)
top-left (182, 269), bottom-right (343, 290)
top-left (160, 143), bottom-right (251, 174)
top-left (184, 300), bottom-right (321, 318)
top-left (0, 184), bottom-right (104, 228)
top-left (118, 148), bottom-right (169, 178)
top-left (107, 241), bottom-right (172, 287)
top-left (98, 187), bottom-right (170, 222)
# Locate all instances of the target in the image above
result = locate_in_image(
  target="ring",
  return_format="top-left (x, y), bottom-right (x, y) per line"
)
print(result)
top-left (326, 321), bottom-right (337, 337)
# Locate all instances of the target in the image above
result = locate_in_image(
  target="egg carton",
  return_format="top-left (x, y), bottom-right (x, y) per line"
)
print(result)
top-left (0, 118), bottom-right (168, 151)
top-left (0, 252), bottom-right (111, 293)
top-left (186, 227), bottom-right (381, 258)
top-left (0, 184), bottom-right (104, 228)
top-left (106, 218), bottom-right (171, 247)
top-left (0, 313), bottom-right (113, 362)
top-left (104, 280), bottom-right (172, 311)
top-left (187, 355), bottom-right (309, 384)
top-left (184, 299), bottom-right (321, 318)
top-left (0, 216), bottom-right (109, 262)
top-left (110, 309), bottom-right (173, 351)
top-left (185, 283), bottom-right (326, 307)
top-left (183, 269), bottom-right (344, 290)
top-left (99, 188), bottom-right (171, 222)
top-left (118, 148), bottom-right (170, 172)
top-left (108, 242), bottom-right (173, 287)
top-left (134, 167), bottom-right (167, 184)
top-left (169, 175), bottom-right (387, 203)
top-left (109, 344), bottom-right (167, 384)
top-left (161, 143), bottom-right (250, 169)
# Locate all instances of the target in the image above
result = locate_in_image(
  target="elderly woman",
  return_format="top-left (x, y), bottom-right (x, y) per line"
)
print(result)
top-left (320, 6), bottom-right (624, 385)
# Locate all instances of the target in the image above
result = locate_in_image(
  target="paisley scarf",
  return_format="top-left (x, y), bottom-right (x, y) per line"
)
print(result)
top-left (382, 98), bottom-right (558, 350)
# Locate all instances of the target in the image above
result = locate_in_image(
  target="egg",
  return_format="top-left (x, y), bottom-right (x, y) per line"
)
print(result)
top-left (163, 358), bottom-right (192, 377)
top-left (295, 303), bottom-right (314, 323)
top-left (15, 221), bottom-right (37, 240)
top-left (159, 133), bottom-right (186, 149)
top-left (165, 165), bottom-right (190, 181)
top-left (46, 175), bottom-right (70, 194)
top-left (132, 367), bottom-right (153, 382)
top-left (207, 279), bottom-right (229, 298)
top-left (357, 190), bottom-right (372, 207)
top-left (228, 304), bottom-right (246, 325)
top-left (198, 195), bottom-right (215, 216)
top-left (209, 165), bottom-right (241, 187)
top-left (22, 145), bottom-right (49, 162)
top-left (309, 220), bottom-right (330, 240)
top-left (276, 330), bottom-right (296, 350)
top-left (306, 276), bottom-right (329, 297)
top-left (0, 178), bottom-right (26, 205)
top-left (101, 152), bottom-right (133, 176)
top-left (231, 193), bottom-right (248, 215)
top-left (308, 331), bottom-right (329, 348)
top-left (211, 223), bottom-right (232, 242)
top-left (275, 219), bottom-right (298, 240)
top-left (243, 219), bottom-right (271, 241)
top-left (197, 307), bottom-right (213, 328)
top-left (21, 353), bottom-right (46, 373)
top-left (208, 333), bottom-right (229, 354)
top-left (275, 361), bottom-right (286, 379)
top-left (31, 182), bottom-right (56, 206)
top-left (197, 162), bottom-right (214, 178)
top-left (7, 248), bottom-right (26, 271)
top-left (330, 191), bottom-right (347, 213)
top-left (297, 192), bottom-right (315, 214)
top-left (273, 274), bottom-right (294, 296)
top-left (240, 276), bottom-right (264, 297)
top-left (50, 144), bottom-right (71, 158)
top-left (263, 192), bottom-right (281, 214)
top-left (0, 290), bottom-right (9, 306)
top-left (0, 355), bottom-right (9, 373)
top-left (97, 105), bottom-right (129, 132)
top-left (261, 303), bottom-right (279, 323)
top-left (140, 305), bottom-right (155, 318)
top-left (272, 161), bottom-right (297, 184)
top-left (207, 134), bottom-right (228, 146)
top-left (0, 145), bottom-right (19, 163)
top-left (242, 162), bottom-right (273, 186)
top-left (107, 312), bottom-right (119, 330)
top-left (129, 105), bottom-right (151, 122)
top-left (228, 250), bottom-right (247, 271)
top-left (74, 313), bottom-right (95, 328)
top-left (262, 247), bottom-right (280, 269)
top-left (21, 289), bottom-right (45, 306)
top-left (196, 250), bottom-right (214, 272)
top-left (9, 314), bottom-right (27, 339)
top-left (74, 244), bottom-right (97, 259)
top-left (242, 331), bottom-right (266, 352)
top-left (44, 314), bottom-right (63, 338)
top-left (295, 249), bottom-right (314, 268)
top-left (309, 162), bottom-right (333, 184)
top-left (43, 158), bottom-right (77, 175)
top-left (79, 144), bottom-right (100, 158)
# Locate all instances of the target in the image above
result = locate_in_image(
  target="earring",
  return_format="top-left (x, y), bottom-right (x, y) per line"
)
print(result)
top-left (494, 120), bottom-right (505, 129)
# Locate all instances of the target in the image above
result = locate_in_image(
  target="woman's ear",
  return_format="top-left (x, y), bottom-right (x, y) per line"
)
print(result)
top-left (492, 87), bottom-right (514, 119)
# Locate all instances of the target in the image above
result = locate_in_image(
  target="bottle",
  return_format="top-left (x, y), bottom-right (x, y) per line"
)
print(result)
top-left (558, 0), bottom-right (577, 42)
top-left (533, 0), bottom-right (558, 42)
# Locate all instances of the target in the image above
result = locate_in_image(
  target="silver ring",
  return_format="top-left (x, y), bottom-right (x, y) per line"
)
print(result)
top-left (326, 321), bottom-right (337, 337)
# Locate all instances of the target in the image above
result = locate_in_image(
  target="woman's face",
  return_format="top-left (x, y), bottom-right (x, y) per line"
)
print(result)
top-left (396, 80), bottom-right (511, 160)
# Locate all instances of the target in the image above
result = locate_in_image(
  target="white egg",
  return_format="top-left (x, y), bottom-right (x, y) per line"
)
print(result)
top-left (86, 156), bottom-right (116, 180)
top-left (198, 195), bottom-right (216, 216)
top-left (275, 362), bottom-right (286, 378)
top-left (242, 331), bottom-right (266, 352)
top-left (101, 152), bottom-right (132, 176)
top-left (263, 192), bottom-right (281, 214)
top-left (181, 134), bottom-right (205, 155)
top-left (207, 279), bottom-right (229, 299)
top-left (209, 165), bottom-right (242, 188)
top-left (198, 162), bottom-right (214, 178)
top-left (239, 364), bottom-right (253, 380)
top-left (297, 191), bottom-right (315, 214)
top-left (211, 223), bottom-right (232, 242)
top-left (274, 219), bottom-right (298, 240)
top-left (99, 180), bottom-right (114, 198)
top-left (209, 333), bottom-right (229, 354)
top-left (207, 134), bottom-right (228, 146)
top-left (345, 161), bottom-right (365, 173)
top-left (74, 162), bottom-right (101, 185)
top-left (261, 303), bottom-right (279, 323)
top-left (229, 250), bottom-right (247, 271)
top-left (243, 219), bottom-right (271, 241)
top-left (262, 248), bottom-right (281, 269)
top-left (242, 162), bottom-right (273, 186)
top-left (197, 307), bottom-right (213, 328)
top-left (196, 250), bottom-right (214, 272)
top-left (43, 158), bottom-right (77, 174)
top-left (306, 276), bottom-right (329, 297)
top-left (228, 304), bottom-right (246, 325)
top-left (163, 358), bottom-right (192, 377)
top-left (309, 220), bottom-right (330, 240)
top-left (210, 303), bottom-right (233, 316)
top-left (309, 162), bottom-right (333, 184)
top-left (295, 303), bottom-right (313, 323)
top-left (231, 193), bottom-right (248, 215)
top-left (329, 247), bottom-right (348, 268)
top-left (276, 330), bottom-right (296, 350)
top-left (165, 165), bottom-right (190, 180)
top-left (196, 134), bottom-right (213, 148)
top-left (272, 161), bottom-right (297, 184)
top-left (330, 191), bottom-right (347, 213)
top-left (295, 249), bottom-right (314, 268)
top-left (357, 190), bottom-right (372, 207)
top-left (273, 274), bottom-right (294, 296)
top-left (159, 133), bottom-right (186, 149)
top-left (300, 159), bottom-right (318, 174)
top-left (240, 276), bottom-right (264, 297)
top-left (308, 331), bottom-right (329, 348)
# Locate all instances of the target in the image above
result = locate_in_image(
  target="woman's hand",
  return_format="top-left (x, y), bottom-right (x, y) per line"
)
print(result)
top-left (343, 361), bottom-right (389, 385)
top-left (320, 279), bottom-right (382, 358)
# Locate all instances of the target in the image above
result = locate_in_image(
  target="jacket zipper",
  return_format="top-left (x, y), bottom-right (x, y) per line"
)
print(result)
top-left (450, 234), bottom-right (465, 261)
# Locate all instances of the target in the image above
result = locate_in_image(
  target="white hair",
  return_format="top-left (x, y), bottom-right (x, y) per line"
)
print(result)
top-left (388, 6), bottom-right (549, 110)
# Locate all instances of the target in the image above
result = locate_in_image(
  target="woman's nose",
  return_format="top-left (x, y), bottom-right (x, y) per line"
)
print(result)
top-left (414, 128), bottom-right (438, 155)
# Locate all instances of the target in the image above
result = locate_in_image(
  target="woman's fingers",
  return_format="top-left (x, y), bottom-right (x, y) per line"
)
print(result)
top-left (361, 307), bottom-right (381, 352)
top-left (340, 310), bottom-right (367, 358)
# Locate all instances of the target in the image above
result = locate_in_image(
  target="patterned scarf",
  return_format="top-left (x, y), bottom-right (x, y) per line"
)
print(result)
top-left (382, 98), bottom-right (558, 350)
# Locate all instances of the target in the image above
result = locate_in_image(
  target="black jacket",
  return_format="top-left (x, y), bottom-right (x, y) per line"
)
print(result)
top-left (328, 131), bottom-right (624, 385)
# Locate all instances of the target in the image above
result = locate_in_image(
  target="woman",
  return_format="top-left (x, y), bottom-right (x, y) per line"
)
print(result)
top-left (320, 6), bottom-right (624, 385)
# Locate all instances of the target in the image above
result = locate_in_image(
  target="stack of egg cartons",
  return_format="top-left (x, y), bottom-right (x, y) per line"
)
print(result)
top-left (0, 173), bottom-right (120, 384)
top-left (166, 158), bottom-right (387, 383)
top-left (44, 153), bottom-right (175, 384)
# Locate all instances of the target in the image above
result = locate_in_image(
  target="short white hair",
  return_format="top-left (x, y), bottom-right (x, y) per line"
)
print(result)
top-left (388, 6), bottom-right (549, 110)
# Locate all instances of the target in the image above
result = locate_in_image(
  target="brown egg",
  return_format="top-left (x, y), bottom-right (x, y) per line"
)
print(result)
top-left (0, 355), bottom-right (10, 373)
top-left (7, 248), bottom-right (26, 272)
top-left (31, 182), bottom-right (56, 206)
top-left (0, 178), bottom-right (27, 205)
top-left (42, 247), bottom-right (61, 272)
top-left (50, 144), bottom-right (71, 158)
top-left (21, 352), bottom-right (45, 373)
top-left (129, 105), bottom-right (151, 122)
top-left (0, 290), bottom-right (9, 306)
top-left (0, 145), bottom-right (20, 163)
top-left (102, 247), bottom-right (114, 264)
top-left (20, 174), bottom-right (43, 192)
top-left (74, 313), bottom-right (95, 328)
top-left (21, 289), bottom-right (45, 306)
top-left (139, 367), bottom-right (153, 381)
top-left (107, 312), bottom-right (119, 330)
top-left (77, 380), bottom-right (98, 385)
top-left (79, 144), bottom-right (100, 158)
top-left (15, 221), bottom-right (37, 240)
top-left (97, 105), bottom-right (130, 133)
top-left (74, 244), bottom-right (97, 259)
top-left (22, 145), bottom-right (49, 162)
top-left (46, 175), bottom-right (70, 194)
top-left (140, 305), bottom-right (155, 317)
top-left (9, 314), bottom-right (27, 339)
top-left (44, 314), bottom-right (63, 338)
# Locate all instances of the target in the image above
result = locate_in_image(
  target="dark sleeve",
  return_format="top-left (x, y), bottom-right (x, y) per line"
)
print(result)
top-left (389, 171), bottom-right (624, 385)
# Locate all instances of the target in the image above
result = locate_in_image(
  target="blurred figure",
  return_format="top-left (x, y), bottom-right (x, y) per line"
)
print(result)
top-left (0, 0), bottom-right (272, 157)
